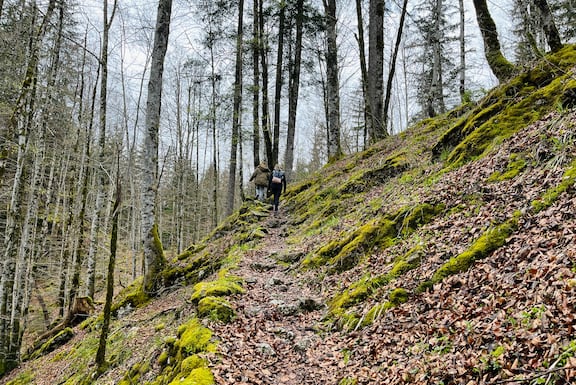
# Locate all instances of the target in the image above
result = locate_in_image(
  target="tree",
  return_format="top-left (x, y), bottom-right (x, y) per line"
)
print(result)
top-left (95, 154), bottom-right (121, 370)
top-left (383, 0), bottom-right (408, 128)
top-left (355, 0), bottom-right (369, 148)
top-left (471, 0), bottom-right (515, 83)
top-left (252, 0), bottom-right (261, 168)
top-left (533, 0), bottom-right (562, 52)
top-left (226, 0), bottom-right (244, 216)
top-left (367, 0), bottom-right (386, 142)
top-left (285, 0), bottom-right (305, 173)
top-left (272, 1), bottom-right (286, 167)
top-left (323, 0), bottom-right (342, 161)
top-left (0, 1), bottom-right (57, 374)
top-left (141, 0), bottom-right (173, 294)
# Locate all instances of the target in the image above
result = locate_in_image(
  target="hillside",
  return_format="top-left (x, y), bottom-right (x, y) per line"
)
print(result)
top-left (2, 45), bottom-right (576, 385)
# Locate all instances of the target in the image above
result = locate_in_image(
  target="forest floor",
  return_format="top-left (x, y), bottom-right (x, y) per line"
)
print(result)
top-left (209, 211), bottom-right (347, 385)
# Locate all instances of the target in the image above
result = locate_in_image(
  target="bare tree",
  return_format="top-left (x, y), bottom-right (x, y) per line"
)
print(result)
top-left (142, 0), bottom-right (173, 294)
top-left (324, 0), bottom-right (342, 162)
top-left (285, 0), bottom-right (305, 173)
top-left (226, 0), bottom-right (244, 216)
top-left (367, 0), bottom-right (386, 142)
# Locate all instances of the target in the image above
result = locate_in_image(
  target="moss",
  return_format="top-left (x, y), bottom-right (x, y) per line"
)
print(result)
top-left (190, 275), bottom-right (244, 303)
top-left (167, 367), bottom-right (214, 385)
top-left (176, 318), bottom-right (215, 357)
top-left (180, 355), bottom-right (207, 375)
top-left (532, 157), bottom-right (576, 212)
top-left (434, 45), bottom-right (576, 168)
top-left (487, 153), bottom-right (527, 182)
top-left (5, 371), bottom-right (35, 385)
top-left (158, 350), bottom-right (170, 366)
top-left (388, 288), bottom-right (409, 305)
top-left (26, 328), bottom-right (74, 360)
top-left (418, 215), bottom-right (519, 292)
top-left (118, 361), bottom-right (150, 385)
top-left (111, 277), bottom-right (150, 315)
top-left (339, 152), bottom-right (409, 194)
top-left (197, 296), bottom-right (235, 322)
top-left (303, 204), bottom-right (442, 273)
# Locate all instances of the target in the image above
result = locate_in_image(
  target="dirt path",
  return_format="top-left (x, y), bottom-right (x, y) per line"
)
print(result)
top-left (210, 212), bottom-right (344, 384)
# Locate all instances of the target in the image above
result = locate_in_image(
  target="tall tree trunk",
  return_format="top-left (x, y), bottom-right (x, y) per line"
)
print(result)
top-left (383, 0), bottom-right (408, 132)
top-left (86, 0), bottom-right (117, 301)
top-left (227, 0), bottom-right (244, 216)
top-left (459, 0), bottom-right (466, 102)
top-left (272, 2), bottom-right (286, 167)
top-left (259, 0), bottom-right (273, 166)
top-left (355, 0), bottom-right (369, 149)
top-left (142, 0), bottom-right (172, 294)
top-left (252, 0), bottom-right (261, 168)
top-left (533, 0), bottom-right (563, 52)
top-left (368, 0), bottom-right (386, 142)
top-left (95, 156), bottom-right (120, 370)
top-left (285, 0), bottom-right (304, 174)
top-left (472, 0), bottom-right (515, 82)
top-left (324, 0), bottom-right (342, 162)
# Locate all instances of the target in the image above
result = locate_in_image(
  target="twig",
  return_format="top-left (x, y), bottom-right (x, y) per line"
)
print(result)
top-left (493, 365), bottom-right (576, 384)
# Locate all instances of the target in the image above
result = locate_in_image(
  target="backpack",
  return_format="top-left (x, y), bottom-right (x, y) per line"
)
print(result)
top-left (271, 169), bottom-right (283, 184)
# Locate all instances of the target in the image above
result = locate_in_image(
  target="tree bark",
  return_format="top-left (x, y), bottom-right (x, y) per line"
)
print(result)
top-left (472, 0), bottom-right (515, 82)
top-left (252, 0), bottom-right (261, 168)
top-left (95, 157), bottom-right (121, 369)
top-left (259, 0), bottom-right (273, 167)
top-left (324, 0), bottom-right (342, 162)
top-left (142, 0), bottom-right (172, 294)
top-left (355, 0), bottom-right (369, 149)
top-left (285, 0), bottom-right (304, 174)
top-left (226, 0), bottom-right (244, 216)
top-left (368, 0), bottom-right (386, 142)
top-left (272, 2), bottom-right (286, 167)
top-left (533, 0), bottom-right (563, 52)
top-left (383, 0), bottom-right (408, 131)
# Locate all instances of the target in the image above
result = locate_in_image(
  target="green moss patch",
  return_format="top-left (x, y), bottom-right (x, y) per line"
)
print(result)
top-left (190, 275), bottom-right (244, 303)
top-left (26, 328), bottom-right (74, 361)
top-left (433, 45), bottom-right (576, 168)
top-left (418, 214), bottom-right (519, 292)
top-left (302, 203), bottom-right (444, 273)
top-left (532, 157), bottom-right (576, 212)
top-left (340, 152), bottom-right (409, 195)
top-left (197, 296), bottom-right (235, 322)
top-left (487, 153), bottom-right (527, 182)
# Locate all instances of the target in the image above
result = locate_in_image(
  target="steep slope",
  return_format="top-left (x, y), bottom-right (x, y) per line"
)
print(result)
top-left (2, 46), bottom-right (576, 385)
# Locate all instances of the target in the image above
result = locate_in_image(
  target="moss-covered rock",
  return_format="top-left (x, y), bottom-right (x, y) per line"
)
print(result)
top-left (197, 296), bottom-right (235, 322)
top-left (190, 275), bottom-right (244, 303)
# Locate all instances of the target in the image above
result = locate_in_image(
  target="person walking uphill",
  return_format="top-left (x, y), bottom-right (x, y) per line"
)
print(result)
top-left (250, 161), bottom-right (271, 201)
top-left (269, 164), bottom-right (286, 213)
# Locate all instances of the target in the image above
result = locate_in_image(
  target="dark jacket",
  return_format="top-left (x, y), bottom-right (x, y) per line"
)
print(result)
top-left (250, 163), bottom-right (271, 186)
top-left (269, 169), bottom-right (286, 193)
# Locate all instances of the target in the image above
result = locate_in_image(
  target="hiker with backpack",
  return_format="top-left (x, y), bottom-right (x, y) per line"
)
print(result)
top-left (268, 164), bottom-right (286, 213)
top-left (250, 161), bottom-right (271, 201)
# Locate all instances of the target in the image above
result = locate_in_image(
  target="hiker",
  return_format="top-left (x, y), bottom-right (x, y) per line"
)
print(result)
top-left (249, 161), bottom-right (271, 201)
top-left (268, 164), bottom-right (286, 213)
